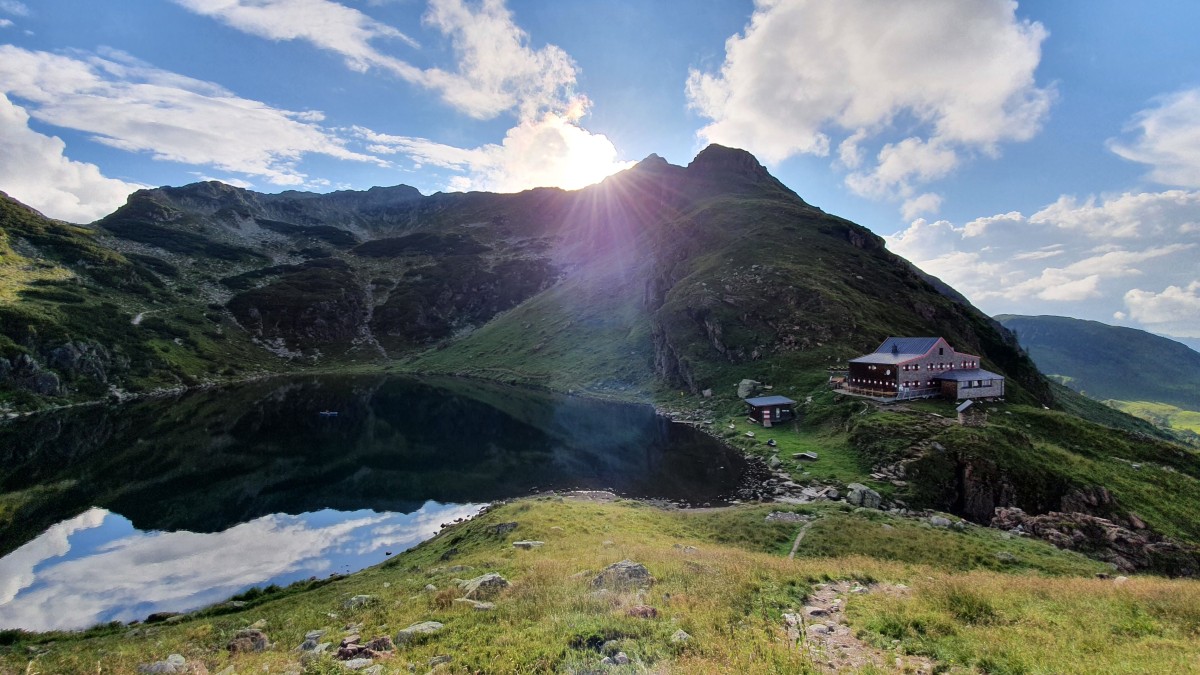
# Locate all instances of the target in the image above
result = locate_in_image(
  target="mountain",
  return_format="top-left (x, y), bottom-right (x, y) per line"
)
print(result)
top-left (6, 148), bottom-right (1200, 576)
top-left (2, 144), bottom-right (1049, 407)
top-left (996, 314), bottom-right (1200, 410)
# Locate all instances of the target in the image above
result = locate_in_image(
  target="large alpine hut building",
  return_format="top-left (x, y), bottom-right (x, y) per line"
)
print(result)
top-left (846, 337), bottom-right (1004, 401)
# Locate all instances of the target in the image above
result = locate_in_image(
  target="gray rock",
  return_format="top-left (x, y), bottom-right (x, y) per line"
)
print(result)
top-left (929, 516), bottom-right (952, 528)
top-left (804, 606), bottom-right (828, 617)
top-left (995, 551), bottom-right (1016, 562)
top-left (737, 379), bottom-right (762, 398)
top-left (429, 655), bottom-right (453, 666)
top-left (461, 573), bottom-right (510, 600)
top-left (614, 652), bottom-right (630, 665)
top-left (341, 658), bottom-right (374, 671)
top-left (487, 522), bottom-right (519, 536)
top-left (343, 594), bottom-right (375, 609)
top-left (394, 620), bottom-right (444, 645)
top-left (806, 624), bottom-right (830, 636)
top-left (671, 629), bottom-right (692, 643)
top-left (305, 629), bottom-right (327, 641)
top-left (453, 598), bottom-right (495, 611)
top-left (424, 584), bottom-right (437, 592)
top-left (227, 628), bottom-right (270, 653)
top-left (766, 455), bottom-right (781, 469)
top-left (764, 511), bottom-right (809, 523)
top-left (362, 667), bottom-right (384, 675)
top-left (166, 655), bottom-right (186, 667)
top-left (846, 483), bottom-right (882, 509)
top-left (592, 560), bottom-right (654, 590)
top-left (793, 452), bottom-right (819, 461)
top-left (513, 540), bottom-right (544, 550)
top-left (136, 662), bottom-right (179, 674)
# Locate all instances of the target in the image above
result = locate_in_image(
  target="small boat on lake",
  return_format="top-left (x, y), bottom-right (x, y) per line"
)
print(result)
top-left (318, 410), bottom-right (339, 417)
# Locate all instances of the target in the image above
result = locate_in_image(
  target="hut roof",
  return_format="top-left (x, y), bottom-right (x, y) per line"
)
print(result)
top-left (744, 395), bottom-right (796, 407)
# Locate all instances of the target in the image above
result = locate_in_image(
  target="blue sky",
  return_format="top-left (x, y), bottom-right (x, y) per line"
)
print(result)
top-left (1, 0), bottom-right (1198, 339)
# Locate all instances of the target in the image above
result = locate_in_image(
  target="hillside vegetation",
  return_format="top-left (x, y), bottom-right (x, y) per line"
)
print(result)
top-left (7, 496), bottom-right (1200, 675)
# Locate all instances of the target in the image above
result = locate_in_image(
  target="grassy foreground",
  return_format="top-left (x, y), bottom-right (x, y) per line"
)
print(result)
top-left (4, 497), bottom-right (1198, 674)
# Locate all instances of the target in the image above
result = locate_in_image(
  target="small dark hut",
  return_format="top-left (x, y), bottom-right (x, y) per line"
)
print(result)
top-left (744, 395), bottom-right (796, 427)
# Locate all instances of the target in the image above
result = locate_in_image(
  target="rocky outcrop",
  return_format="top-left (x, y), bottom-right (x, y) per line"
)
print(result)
top-left (992, 507), bottom-right (1198, 576)
top-left (0, 353), bottom-right (61, 395)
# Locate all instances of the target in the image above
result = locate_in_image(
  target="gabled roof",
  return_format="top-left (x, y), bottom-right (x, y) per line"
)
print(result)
top-left (744, 395), bottom-right (796, 407)
top-left (876, 337), bottom-right (941, 355)
top-left (933, 368), bottom-right (1004, 382)
top-left (849, 336), bottom-right (942, 364)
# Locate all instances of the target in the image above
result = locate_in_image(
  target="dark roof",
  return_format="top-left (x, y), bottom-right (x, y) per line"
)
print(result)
top-left (744, 395), bottom-right (796, 407)
top-left (876, 337), bottom-right (941, 355)
top-left (849, 337), bottom-right (942, 364)
top-left (849, 352), bottom-right (914, 365)
top-left (933, 368), bottom-right (1004, 382)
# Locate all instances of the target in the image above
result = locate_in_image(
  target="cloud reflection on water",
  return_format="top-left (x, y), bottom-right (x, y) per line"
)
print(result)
top-left (0, 501), bottom-right (482, 631)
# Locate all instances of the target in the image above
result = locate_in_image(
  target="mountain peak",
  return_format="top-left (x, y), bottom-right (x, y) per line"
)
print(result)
top-left (687, 144), bottom-right (769, 177)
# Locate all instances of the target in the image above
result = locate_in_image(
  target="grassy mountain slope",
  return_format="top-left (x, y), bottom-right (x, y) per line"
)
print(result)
top-left (4, 496), bottom-right (1198, 674)
top-left (997, 314), bottom-right (1200, 409)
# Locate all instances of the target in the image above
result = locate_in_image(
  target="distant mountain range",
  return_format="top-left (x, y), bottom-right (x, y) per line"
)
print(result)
top-left (997, 314), bottom-right (1200, 411)
top-left (1, 144), bottom-right (1049, 407)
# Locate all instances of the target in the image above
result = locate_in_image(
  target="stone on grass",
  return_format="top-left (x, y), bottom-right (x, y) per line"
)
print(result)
top-left (807, 624), bottom-right (830, 636)
top-left (227, 629), bottom-right (270, 653)
top-left (513, 540), bottom-right (544, 550)
top-left (614, 652), bottom-right (630, 665)
top-left (424, 584), bottom-right (437, 592)
top-left (592, 560), bottom-right (654, 590)
top-left (487, 521), bottom-right (519, 536)
top-left (136, 662), bottom-right (180, 674)
top-left (453, 598), bottom-right (495, 611)
top-left (671, 629), bottom-right (692, 643)
top-left (793, 452), bottom-right (818, 461)
top-left (461, 572), bottom-right (510, 600)
top-left (928, 516), bottom-right (952, 528)
top-left (343, 595), bottom-right (375, 610)
top-left (394, 621), bottom-right (444, 645)
top-left (341, 658), bottom-right (374, 671)
top-left (626, 604), bottom-right (657, 619)
top-left (846, 483), bottom-right (882, 509)
top-left (429, 655), bottom-right (453, 666)
top-left (804, 606), bottom-right (828, 617)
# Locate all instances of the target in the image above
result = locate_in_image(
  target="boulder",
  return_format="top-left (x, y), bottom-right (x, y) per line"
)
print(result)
top-left (512, 540), bottom-right (544, 550)
top-left (671, 629), bottom-right (692, 643)
top-left (394, 621), bottom-right (444, 645)
top-left (461, 572), bottom-right (509, 600)
top-left (343, 594), bottom-right (375, 609)
top-left (227, 628), bottom-right (270, 653)
top-left (487, 522), bottom-right (519, 536)
top-left (737, 379), bottom-right (762, 398)
top-left (592, 560), bottom-right (654, 590)
top-left (453, 598), bottom-right (495, 611)
top-left (928, 516), bottom-right (952, 528)
top-left (846, 483), bottom-right (882, 510)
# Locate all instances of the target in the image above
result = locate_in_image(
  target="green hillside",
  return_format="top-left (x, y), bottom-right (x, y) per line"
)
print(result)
top-left (996, 314), bottom-right (1200, 410)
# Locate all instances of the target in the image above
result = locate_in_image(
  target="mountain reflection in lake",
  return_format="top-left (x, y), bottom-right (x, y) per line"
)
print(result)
top-left (0, 376), bottom-right (745, 630)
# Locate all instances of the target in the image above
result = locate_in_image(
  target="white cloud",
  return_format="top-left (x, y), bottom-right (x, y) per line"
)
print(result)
top-left (356, 101), bottom-right (633, 192)
top-left (420, 0), bottom-right (578, 120)
top-left (687, 0), bottom-right (1052, 209)
top-left (0, 46), bottom-right (385, 189)
top-left (1124, 282), bottom-right (1200, 337)
top-left (901, 192), bottom-right (943, 220)
top-left (0, 93), bottom-right (143, 222)
top-left (1109, 88), bottom-right (1200, 188)
top-left (0, 502), bottom-right (482, 631)
top-left (172, 0), bottom-right (421, 74)
top-left (0, 1), bottom-right (28, 16)
top-left (0, 19), bottom-right (13, 28)
top-left (886, 189), bottom-right (1200, 336)
top-left (177, 0), bottom-right (580, 121)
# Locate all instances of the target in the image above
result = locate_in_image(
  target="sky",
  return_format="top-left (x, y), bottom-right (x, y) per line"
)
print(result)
top-left (1, 0), bottom-right (1198, 340)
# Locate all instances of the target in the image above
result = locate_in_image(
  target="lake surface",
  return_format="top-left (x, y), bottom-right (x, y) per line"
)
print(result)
top-left (0, 376), bottom-right (745, 631)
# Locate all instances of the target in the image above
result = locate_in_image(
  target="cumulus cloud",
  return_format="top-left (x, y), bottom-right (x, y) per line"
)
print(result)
top-left (176, 0), bottom-right (579, 121)
top-left (0, 502), bottom-right (482, 631)
top-left (0, 19), bottom-right (13, 28)
top-left (886, 189), bottom-right (1200, 336)
top-left (1110, 88), bottom-right (1200, 188)
top-left (687, 0), bottom-right (1052, 209)
top-left (0, 93), bottom-right (143, 222)
top-left (1124, 282), bottom-right (1200, 337)
top-left (0, 46), bottom-right (385, 189)
top-left (357, 101), bottom-right (633, 192)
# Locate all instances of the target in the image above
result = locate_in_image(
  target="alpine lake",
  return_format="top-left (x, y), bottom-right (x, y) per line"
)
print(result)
top-left (0, 376), bottom-right (747, 631)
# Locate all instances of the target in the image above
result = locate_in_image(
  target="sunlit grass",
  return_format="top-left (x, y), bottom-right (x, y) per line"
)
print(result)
top-left (3, 498), bottom-right (1174, 674)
